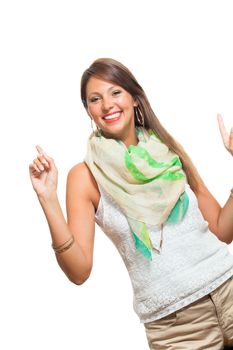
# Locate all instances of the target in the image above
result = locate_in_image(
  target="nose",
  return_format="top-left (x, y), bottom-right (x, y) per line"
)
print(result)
top-left (101, 96), bottom-right (114, 113)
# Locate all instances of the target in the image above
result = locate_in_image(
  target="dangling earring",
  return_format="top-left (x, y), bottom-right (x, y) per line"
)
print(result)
top-left (90, 118), bottom-right (102, 136)
top-left (135, 106), bottom-right (145, 128)
top-left (96, 125), bottom-right (102, 136)
top-left (91, 118), bottom-right (94, 132)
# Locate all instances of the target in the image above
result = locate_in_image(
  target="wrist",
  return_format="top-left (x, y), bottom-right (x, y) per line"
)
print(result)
top-left (37, 192), bottom-right (58, 205)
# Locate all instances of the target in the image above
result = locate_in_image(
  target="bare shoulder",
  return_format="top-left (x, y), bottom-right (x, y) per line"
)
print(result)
top-left (67, 162), bottom-right (100, 210)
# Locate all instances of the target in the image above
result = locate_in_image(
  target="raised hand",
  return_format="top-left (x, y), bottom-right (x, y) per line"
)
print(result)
top-left (217, 114), bottom-right (233, 156)
top-left (29, 145), bottom-right (58, 200)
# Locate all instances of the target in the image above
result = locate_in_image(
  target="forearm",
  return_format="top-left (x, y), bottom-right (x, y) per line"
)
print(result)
top-left (217, 195), bottom-right (233, 244)
top-left (38, 194), bottom-right (90, 284)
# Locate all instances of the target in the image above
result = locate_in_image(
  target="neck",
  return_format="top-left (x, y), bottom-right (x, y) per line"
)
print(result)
top-left (101, 126), bottom-right (140, 148)
top-left (122, 130), bottom-right (139, 148)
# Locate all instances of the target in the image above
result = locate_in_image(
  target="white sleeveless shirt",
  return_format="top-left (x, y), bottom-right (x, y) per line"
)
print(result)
top-left (95, 183), bottom-right (233, 323)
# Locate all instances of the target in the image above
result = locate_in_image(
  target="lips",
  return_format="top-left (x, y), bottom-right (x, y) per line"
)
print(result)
top-left (102, 111), bottom-right (122, 122)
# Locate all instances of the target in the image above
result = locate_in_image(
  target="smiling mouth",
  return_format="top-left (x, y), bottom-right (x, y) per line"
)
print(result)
top-left (102, 111), bottom-right (122, 120)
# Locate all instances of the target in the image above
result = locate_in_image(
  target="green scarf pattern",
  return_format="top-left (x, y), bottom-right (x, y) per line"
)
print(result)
top-left (84, 126), bottom-right (189, 260)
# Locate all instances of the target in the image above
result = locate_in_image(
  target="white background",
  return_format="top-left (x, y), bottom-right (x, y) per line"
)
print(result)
top-left (1, 0), bottom-right (233, 349)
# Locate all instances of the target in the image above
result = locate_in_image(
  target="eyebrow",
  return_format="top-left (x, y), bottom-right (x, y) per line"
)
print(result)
top-left (87, 85), bottom-right (117, 97)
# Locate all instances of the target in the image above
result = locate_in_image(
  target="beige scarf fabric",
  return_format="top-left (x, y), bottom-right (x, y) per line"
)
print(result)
top-left (84, 126), bottom-right (189, 259)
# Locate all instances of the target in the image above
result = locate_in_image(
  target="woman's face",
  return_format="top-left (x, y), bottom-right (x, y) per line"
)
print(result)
top-left (85, 77), bottom-right (137, 138)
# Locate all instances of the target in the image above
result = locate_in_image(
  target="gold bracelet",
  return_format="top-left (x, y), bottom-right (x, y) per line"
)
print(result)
top-left (55, 238), bottom-right (75, 254)
top-left (52, 236), bottom-right (75, 254)
top-left (52, 236), bottom-right (73, 250)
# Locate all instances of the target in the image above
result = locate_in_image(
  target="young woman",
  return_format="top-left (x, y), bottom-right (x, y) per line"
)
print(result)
top-left (29, 58), bottom-right (233, 349)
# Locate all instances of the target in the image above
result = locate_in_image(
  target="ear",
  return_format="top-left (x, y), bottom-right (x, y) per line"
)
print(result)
top-left (133, 98), bottom-right (138, 107)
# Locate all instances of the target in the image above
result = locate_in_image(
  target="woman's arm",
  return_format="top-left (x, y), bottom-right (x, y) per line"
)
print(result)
top-left (64, 162), bottom-right (97, 283)
top-left (217, 194), bottom-right (233, 244)
top-left (194, 184), bottom-right (233, 244)
top-left (193, 114), bottom-right (233, 244)
top-left (29, 147), bottom-right (95, 285)
top-left (38, 186), bottom-right (95, 285)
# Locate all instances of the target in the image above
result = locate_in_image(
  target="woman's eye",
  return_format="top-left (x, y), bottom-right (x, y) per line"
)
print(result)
top-left (112, 90), bottom-right (121, 96)
top-left (90, 96), bottom-right (100, 103)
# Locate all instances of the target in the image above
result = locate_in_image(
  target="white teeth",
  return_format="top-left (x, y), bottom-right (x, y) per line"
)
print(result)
top-left (103, 112), bottom-right (121, 120)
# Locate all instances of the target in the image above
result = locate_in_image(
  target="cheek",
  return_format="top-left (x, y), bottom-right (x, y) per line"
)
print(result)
top-left (123, 94), bottom-right (135, 107)
top-left (118, 97), bottom-right (133, 110)
top-left (87, 104), bottom-right (99, 118)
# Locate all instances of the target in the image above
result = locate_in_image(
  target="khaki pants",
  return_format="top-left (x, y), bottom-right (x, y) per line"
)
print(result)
top-left (144, 276), bottom-right (233, 349)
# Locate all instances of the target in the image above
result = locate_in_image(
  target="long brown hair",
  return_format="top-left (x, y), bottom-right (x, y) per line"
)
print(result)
top-left (81, 58), bottom-right (204, 192)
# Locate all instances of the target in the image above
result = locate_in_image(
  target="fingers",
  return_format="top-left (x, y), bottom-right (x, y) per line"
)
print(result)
top-left (29, 163), bottom-right (44, 179)
top-left (28, 145), bottom-right (49, 174)
top-left (35, 145), bottom-right (57, 172)
top-left (217, 114), bottom-right (233, 156)
top-left (230, 127), bottom-right (233, 138)
top-left (36, 145), bottom-right (49, 163)
top-left (230, 127), bottom-right (233, 155)
top-left (217, 113), bottom-right (229, 148)
top-left (29, 163), bottom-right (40, 175)
top-left (36, 145), bottom-right (44, 155)
top-left (36, 157), bottom-right (46, 170)
top-left (29, 163), bottom-right (41, 177)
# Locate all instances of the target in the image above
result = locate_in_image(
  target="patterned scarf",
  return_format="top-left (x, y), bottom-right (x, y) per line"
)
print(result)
top-left (84, 126), bottom-right (189, 260)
